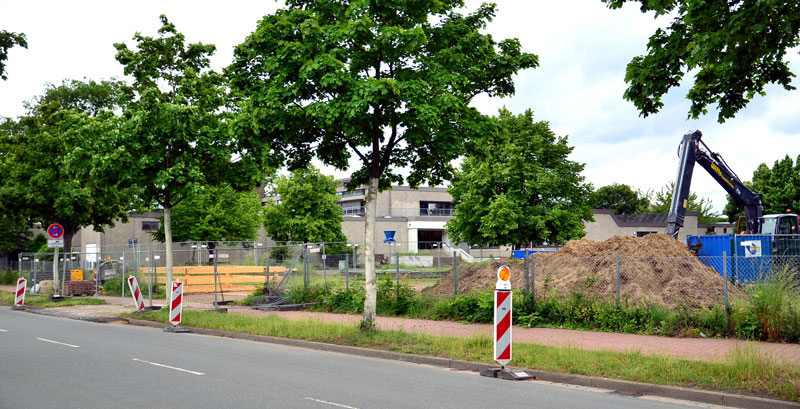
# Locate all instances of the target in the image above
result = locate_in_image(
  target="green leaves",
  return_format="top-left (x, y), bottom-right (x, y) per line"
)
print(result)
top-left (262, 167), bottom-right (347, 245)
top-left (604, 0), bottom-right (800, 122)
top-left (590, 183), bottom-right (651, 215)
top-left (725, 155), bottom-right (800, 222)
top-left (0, 30), bottom-right (27, 81)
top-left (446, 108), bottom-right (594, 247)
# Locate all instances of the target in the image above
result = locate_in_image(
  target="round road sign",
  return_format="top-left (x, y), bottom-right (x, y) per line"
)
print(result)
top-left (47, 224), bottom-right (64, 239)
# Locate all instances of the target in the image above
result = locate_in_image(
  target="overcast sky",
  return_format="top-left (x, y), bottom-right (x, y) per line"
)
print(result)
top-left (1, 0), bottom-right (799, 214)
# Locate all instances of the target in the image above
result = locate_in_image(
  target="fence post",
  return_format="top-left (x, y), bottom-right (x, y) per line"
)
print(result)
top-left (149, 250), bottom-right (154, 308)
top-left (530, 254), bottom-right (535, 307)
top-left (322, 243), bottom-right (328, 293)
top-left (723, 251), bottom-right (728, 330)
top-left (437, 241), bottom-right (441, 268)
top-left (214, 248), bottom-right (219, 309)
top-left (303, 244), bottom-right (309, 289)
top-left (345, 254), bottom-right (350, 291)
top-left (395, 250), bottom-right (401, 297)
top-left (615, 253), bottom-right (620, 307)
top-left (524, 253), bottom-right (530, 300)
top-left (453, 251), bottom-right (458, 296)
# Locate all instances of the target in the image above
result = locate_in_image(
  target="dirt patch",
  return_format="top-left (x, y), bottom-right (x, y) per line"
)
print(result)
top-left (432, 234), bottom-right (746, 308)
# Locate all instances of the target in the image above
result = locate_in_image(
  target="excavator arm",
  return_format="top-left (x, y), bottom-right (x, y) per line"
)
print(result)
top-left (665, 130), bottom-right (763, 238)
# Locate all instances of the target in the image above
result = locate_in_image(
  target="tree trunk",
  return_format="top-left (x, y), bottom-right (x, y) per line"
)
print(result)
top-left (63, 228), bottom-right (75, 254)
top-left (361, 176), bottom-right (379, 331)
top-left (164, 206), bottom-right (173, 300)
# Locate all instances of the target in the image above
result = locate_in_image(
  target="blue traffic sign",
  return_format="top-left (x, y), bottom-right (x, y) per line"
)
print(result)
top-left (47, 224), bottom-right (64, 239)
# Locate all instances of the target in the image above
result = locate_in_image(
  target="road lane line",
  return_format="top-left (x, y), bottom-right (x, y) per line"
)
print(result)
top-left (304, 397), bottom-right (358, 409)
top-left (0, 329), bottom-right (7, 332)
top-left (132, 358), bottom-right (205, 376)
top-left (36, 338), bottom-right (79, 348)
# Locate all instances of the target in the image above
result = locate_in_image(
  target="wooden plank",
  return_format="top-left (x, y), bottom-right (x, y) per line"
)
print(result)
top-left (182, 283), bottom-right (261, 294)
top-left (142, 265), bottom-right (293, 276)
top-left (156, 273), bottom-right (282, 285)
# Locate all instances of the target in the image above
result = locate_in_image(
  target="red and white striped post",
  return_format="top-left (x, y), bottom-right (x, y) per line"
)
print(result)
top-left (164, 281), bottom-right (189, 333)
top-left (494, 265), bottom-right (512, 366)
top-left (13, 277), bottom-right (27, 309)
top-left (480, 265), bottom-right (533, 380)
top-left (127, 276), bottom-right (145, 311)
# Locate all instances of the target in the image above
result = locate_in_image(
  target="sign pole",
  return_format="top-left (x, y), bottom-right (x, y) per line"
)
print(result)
top-left (480, 265), bottom-right (533, 381)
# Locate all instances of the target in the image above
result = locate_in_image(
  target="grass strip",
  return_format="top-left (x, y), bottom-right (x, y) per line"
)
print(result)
top-left (0, 290), bottom-right (106, 308)
top-left (124, 308), bottom-right (799, 402)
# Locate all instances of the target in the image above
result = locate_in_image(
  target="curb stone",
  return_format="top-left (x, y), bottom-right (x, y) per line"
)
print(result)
top-left (124, 318), bottom-right (799, 409)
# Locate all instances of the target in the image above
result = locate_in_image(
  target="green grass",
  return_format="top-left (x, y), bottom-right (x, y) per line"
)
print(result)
top-left (0, 290), bottom-right (106, 307)
top-left (125, 308), bottom-right (800, 402)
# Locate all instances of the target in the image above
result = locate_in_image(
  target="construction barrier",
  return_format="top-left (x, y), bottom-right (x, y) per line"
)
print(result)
top-left (493, 266), bottom-right (512, 366)
top-left (127, 276), bottom-right (145, 311)
top-left (169, 281), bottom-right (184, 326)
top-left (15, 278), bottom-right (26, 307)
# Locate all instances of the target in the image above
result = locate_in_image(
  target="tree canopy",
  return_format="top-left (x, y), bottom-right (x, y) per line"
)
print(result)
top-left (724, 155), bottom-right (800, 223)
top-left (0, 30), bottom-right (27, 80)
top-left (0, 79), bottom-right (132, 253)
top-left (114, 15), bottom-right (257, 287)
top-left (590, 183), bottom-right (650, 215)
top-left (228, 1), bottom-right (537, 330)
top-left (151, 184), bottom-right (262, 244)
top-left (446, 108), bottom-right (593, 247)
top-left (603, 0), bottom-right (800, 122)
top-left (651, 181), bottom-right (718, 226)
top-left (262, 167), bottom-right (348, 248)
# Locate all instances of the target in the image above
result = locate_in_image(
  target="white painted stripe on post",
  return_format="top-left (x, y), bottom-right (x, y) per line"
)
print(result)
top-left (36, 338), bottom-right (79, 348)
top-left (304, 397), bottom-right (359, 409)
top-left (127, 276), bottom-right (145, 311)
top-left (132, 358), bottom-right (205, 375)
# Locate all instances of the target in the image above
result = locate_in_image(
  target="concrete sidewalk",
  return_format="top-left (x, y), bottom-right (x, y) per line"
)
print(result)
top-left (6, 284), bottom-right (797, 365)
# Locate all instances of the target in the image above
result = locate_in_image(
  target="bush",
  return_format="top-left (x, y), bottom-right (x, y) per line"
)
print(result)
top-left (0, 270), bottom-right (19, 285)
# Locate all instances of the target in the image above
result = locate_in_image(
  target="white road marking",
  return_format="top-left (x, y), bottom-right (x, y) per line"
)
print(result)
top-left (132, 358), bottom-right (205, 376)
top-left (304, 397), bottom-right (359, 409)
top-left (36, 337), bottom-right (79, 348)
top-left (0, 329), bottom-right (8, 332)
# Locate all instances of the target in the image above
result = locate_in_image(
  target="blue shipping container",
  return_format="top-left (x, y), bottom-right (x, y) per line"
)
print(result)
top-left (686, 234), bottom-right (775, 282)
top-left (512, 249), bottom-right (556, 259)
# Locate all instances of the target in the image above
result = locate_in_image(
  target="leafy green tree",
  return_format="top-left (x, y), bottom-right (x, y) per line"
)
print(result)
top-left (263, 167), bottom-right (348, 251)
top-left (724, 156), bottom-right (800, 223)
top-left (151, 184), bottom-right (262, 244)
top-left (0, 30), bottom-right (27, 80)
top-left (590, 183), bottom-right (650, 215)
top-left (0, 79), bottom-right (131, 253)
top-left (651, 181), bottom-right (719, 226)
top-left (114, 15), bottom-right (257, 289)
top-left (602, 1), bottom-right (800, 122)
top-left (228, 1), bottom-right (537, 330)
top-left (446, 108), bottom-right (593, 247)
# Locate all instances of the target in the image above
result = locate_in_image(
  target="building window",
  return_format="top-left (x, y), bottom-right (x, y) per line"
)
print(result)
top-left (337, 188), bottom-right (366, 198)
top-left (339, 200), bottom-right (364, 216)
top-left (420, 201), bottom-right (455, 216)
top-left (142, 221), bottom-right (159, 231)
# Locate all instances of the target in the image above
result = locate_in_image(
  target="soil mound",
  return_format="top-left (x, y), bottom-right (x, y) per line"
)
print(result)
top-left (431, 234), bottom-right (746, 308)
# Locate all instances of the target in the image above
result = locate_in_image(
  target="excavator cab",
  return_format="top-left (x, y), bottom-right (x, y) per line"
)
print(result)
top-left (760, 213), bottom-right (800, 256)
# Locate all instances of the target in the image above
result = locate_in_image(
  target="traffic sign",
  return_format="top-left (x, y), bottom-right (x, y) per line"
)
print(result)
top-left (47, 224), bottom-right (64, 239)
top-left (494, 265), bottom-right (512, 366)
top-left (47, 239), bottom-right (64, 248)
top-left (14, 278), bottom-right (27, 308)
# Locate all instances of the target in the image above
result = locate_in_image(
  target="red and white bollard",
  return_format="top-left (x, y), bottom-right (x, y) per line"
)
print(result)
top-left (13, 277), bottom-right (27, 309)
top-left (480, 265), bottom-right (533, 381)
top-left (164, 281), bottom-right (189, 333)
top-left (127, 276), bottom-right (145, 311)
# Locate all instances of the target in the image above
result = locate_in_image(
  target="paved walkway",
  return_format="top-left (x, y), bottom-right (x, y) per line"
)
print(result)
top-left (4, 285), bottom-right (798, 365)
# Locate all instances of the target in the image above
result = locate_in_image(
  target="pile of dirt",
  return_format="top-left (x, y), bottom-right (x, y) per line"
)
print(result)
top-left (431, 234), bottom-right (746, 308)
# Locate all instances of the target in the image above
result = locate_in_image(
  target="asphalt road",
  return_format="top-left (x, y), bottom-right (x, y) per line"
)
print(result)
top-left (0, 307), bottom-right (718, 409)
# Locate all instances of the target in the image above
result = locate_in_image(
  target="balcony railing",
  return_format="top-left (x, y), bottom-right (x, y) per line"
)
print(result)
top-left (340, 207), bottom-right (455, 218)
